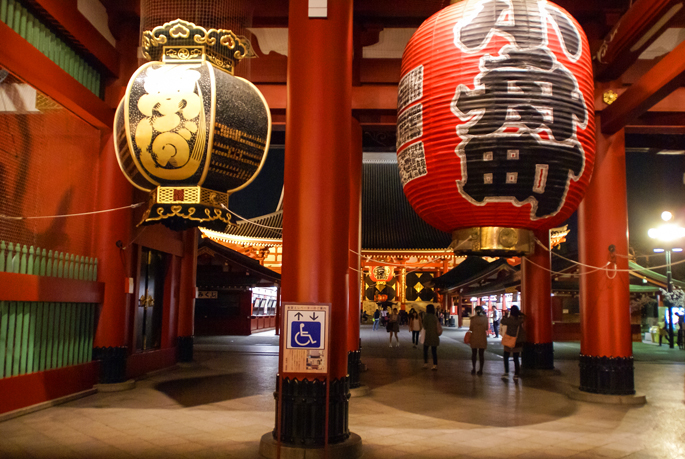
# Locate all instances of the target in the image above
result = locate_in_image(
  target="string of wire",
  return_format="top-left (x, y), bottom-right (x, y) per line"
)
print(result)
top-left (534, 238), bottom-right (685, 274)
top-left (0, 202), bottom-right (145, 220)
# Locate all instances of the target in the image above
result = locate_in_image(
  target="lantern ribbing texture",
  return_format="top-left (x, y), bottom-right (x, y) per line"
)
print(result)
top-left (397, 0), bottom-right (595, 239)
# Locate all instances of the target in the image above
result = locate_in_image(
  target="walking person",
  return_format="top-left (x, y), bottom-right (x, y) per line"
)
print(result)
top-left (388, 307), bottom-right (400, 347)
top-left (422, 304), bottom-right (441, 370)
top-left (468, 306), bottom-right (488, 375)
top-left (500, 305), bottom-right (526, 382)
top-left (492, 306), bottom-right (501, 338)
top-left (372, 307), bottom-right (381, 331)
top-left (409, 310), bottom-right (422, 348)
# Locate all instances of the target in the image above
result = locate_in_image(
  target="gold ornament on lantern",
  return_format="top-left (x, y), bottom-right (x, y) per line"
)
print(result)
top-left (114, 19), bottom-right (270, 231)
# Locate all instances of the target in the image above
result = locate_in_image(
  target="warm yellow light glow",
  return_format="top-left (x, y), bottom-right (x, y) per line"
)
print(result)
top-left (661, 211), bottom-right (673, 221)
top-left (648, 223), bottom-right (685, 242)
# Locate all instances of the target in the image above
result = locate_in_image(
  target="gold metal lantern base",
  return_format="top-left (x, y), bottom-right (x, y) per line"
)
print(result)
top-left (139, 186), bottom-right (236, 231)
top-left (449, 227), bottom-right (535, 256)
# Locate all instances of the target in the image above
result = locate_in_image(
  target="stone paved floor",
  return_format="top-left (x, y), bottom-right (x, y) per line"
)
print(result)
top-left (1, 325), bottom-right (684, 458)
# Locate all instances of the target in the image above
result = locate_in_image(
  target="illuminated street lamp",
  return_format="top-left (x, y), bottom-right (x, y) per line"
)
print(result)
top-left (648, 211), bottom-right (685, 348)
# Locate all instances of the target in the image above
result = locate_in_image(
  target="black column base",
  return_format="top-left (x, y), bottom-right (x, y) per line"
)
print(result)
top-left (273, 376), bottom-right (350, 447)
top-left (92, 346), bottom-right (128, 384)
top-left (348, 350), bottom-right (362, 388)
top-left (579, 354), bottom-right (635, 395)
top-left (522, 342), bottom-right (554, 370)
top-left (178, 335), bottom-right (194, 362)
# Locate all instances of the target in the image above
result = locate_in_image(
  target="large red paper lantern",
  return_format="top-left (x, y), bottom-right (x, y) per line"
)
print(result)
top-left (397, 0), bottom-right (595, 255)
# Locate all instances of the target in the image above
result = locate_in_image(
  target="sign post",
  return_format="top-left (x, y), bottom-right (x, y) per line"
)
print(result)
top-left (282, 303), bottom-right (330, 374)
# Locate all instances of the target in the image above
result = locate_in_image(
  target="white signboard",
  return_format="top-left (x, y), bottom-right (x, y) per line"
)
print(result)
top-left (197, 291), bottom-right (218, 299)
top-left (282, 303), bottom-right (329, 374)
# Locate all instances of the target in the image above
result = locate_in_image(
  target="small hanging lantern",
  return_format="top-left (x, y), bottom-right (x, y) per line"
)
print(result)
top-left (114, 19), bottom-right (271, 231)
top-left (397, 0), bottom-right (595, 255)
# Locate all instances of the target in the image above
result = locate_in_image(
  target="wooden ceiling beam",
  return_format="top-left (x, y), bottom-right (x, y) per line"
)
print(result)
top-left (601, 37), bottom-right (685, 135)
top-left (256, 84), bottom-right (398, 111)
top-left (27, 0), bottom-right (120, 77)
top-left (594, 0), bottom-right (685, 81)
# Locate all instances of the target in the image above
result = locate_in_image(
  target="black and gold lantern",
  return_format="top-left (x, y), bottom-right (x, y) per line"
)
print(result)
top-left (114, 19), bottom-right (271, 231)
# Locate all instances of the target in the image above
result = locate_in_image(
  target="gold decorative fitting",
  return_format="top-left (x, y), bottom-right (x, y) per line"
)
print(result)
top-left (154, 186), bottom-right (228, 207)
top-left (142, 19), bottom-right (256, 74)
top-left (603, 90), bottom-right (618, 105)
top-left (449, 227), bottom-right (535, 256)
top-left (163, 46), bottom-right (204, 64)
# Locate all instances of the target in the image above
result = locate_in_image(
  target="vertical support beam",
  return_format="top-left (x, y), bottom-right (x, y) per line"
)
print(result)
top-left (270, 0), bottom-right (357, 450)
top-left (348, 117), bottom-right (363, 388)
top-left (161, 254), bottom-right (179, 350)
top-left (521, 229), bottom-right (554, 369)
top-left (92, 133), bottom-right (133, 383)
top-left (457, 294), bottom-right (463, 328)
top-left (177, 229), bottom-right (198, 362)
top-left (578, 117), bottom-right (634, 395)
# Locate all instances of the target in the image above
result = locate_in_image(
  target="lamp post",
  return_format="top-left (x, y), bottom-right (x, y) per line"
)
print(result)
top-left (648, 211), bottom-right (685, 349)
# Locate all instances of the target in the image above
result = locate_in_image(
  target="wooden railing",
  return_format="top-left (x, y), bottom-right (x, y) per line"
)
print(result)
top-left (0, 301), bottom-right (95, 378)
top-left (0, 241), bottom-right (100, 379)
top-left (0, 0), bottom-right (103, 96)
top-left (0, 241), bottom-right (97, 281)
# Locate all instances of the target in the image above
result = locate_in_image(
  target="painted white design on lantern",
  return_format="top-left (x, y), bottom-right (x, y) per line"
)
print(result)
top-left (449, 0), bottom-right (589, 221)
top-left (396, 103), bottom-right (423, 149)
top-left (134, 64), bottom-right (205, 181)
top-left (398, 142), bottom-right (428, 187)
top-left (397, 65), bottom-right (424, 114)
top-left (533, 164), bottom-right (549, 193)
top-left (483, 151), bottom-right (493, 161)
top-left (483, 173), bottom-right (493, 184)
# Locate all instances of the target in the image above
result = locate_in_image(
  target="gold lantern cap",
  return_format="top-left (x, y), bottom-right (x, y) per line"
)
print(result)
top-left (450, 227), bottom-right (535, 256)
top-left (142, 19), bottom-right (256, 74)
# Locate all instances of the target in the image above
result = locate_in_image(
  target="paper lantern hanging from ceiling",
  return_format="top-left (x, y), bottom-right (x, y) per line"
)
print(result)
top-left (397, 0), bottom-right (595, 255)
top-left (114, 19), bottom-right (271, 231)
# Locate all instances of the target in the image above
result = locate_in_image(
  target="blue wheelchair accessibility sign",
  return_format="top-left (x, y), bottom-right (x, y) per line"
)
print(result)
top-left (290, 321), bottom-right (321, 348)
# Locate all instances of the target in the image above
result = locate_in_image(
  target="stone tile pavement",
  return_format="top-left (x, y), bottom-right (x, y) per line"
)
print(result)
top-left (1, 325), bottom-right (684, 458)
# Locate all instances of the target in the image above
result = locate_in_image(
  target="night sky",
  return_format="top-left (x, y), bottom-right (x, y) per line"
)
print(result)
top-left (560, 151), bottom-right (685, 279)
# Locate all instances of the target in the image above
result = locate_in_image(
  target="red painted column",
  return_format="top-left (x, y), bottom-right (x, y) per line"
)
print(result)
top-left (521, 229), bottom-right (554, 369)
top-left (91, 133), bottom-right (134, 383)
top-left (177, 228), bottom-right (197, 362)
top-left (348, 118), bottom-right (362, 350)
top-left (578, 118), bottom-right (634, 395)
top-left (273, 0), bottom-right (355, 447)
top-left (93, 134), bottom-right (133, 349)
top-left (347, 117), bottom-right (363, 387)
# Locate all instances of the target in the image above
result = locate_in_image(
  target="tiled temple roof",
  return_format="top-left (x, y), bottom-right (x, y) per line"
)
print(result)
top-left (223, 211), bottom-right (283, 240)
top-left (361, 160), bottom-right (452, 250)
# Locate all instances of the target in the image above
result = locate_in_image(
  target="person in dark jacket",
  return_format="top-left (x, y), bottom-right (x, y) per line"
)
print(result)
top-left (500, 305), bottom-right (526, 381)
top-left (422, 304), bottom-right (441, 370)
top-left (372, 307), bottom-right (381, 331)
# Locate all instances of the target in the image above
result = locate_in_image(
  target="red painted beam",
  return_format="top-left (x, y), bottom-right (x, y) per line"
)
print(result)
top-left (601, 38), bottom-right (685, 135)
top-left (0, 273), bottom-right (105, 303)
top-left (0, 22), bottom-right (115, 130)
top-left (0, 362), bottom-right (99, 414)
top-left (26, 0), bottom-right (119, 76)
top-left (595, 0), bottom-right (685, 82)
top-left (257, 84), bottom-right (399, 111)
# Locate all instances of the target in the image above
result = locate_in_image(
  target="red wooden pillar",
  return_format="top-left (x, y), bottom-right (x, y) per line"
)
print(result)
top-left (578, 119), bottom-right (634, 395)
top-left (273, 0), bottom-right (355, 447)
top-left (521, 229), bottom-right (554, 369)
top-left (177, 228), bottom-right (197, 362)
top-left (92, 133), bottom-right (133, 382)
top-left (347, 118), bottom-right (363, 387)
